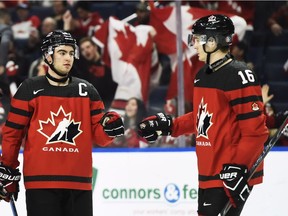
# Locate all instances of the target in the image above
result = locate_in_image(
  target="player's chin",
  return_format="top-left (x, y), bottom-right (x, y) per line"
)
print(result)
top-left (60, 67), bottom-right (72, 74)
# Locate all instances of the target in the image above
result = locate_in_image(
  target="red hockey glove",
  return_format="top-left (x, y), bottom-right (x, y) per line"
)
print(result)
top-left (0, 164), bottom-right (21, 202)
top-left (220, 164), bottom-right (251, 208)
top-left (100, 111), bottom-right (124, 138)
top-left (138, 112), bottom-right (173, 144)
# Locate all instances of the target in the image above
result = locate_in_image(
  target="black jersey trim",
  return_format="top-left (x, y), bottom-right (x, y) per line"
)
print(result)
top-left (237, 110), bottom-right (262, 120)
top-left (91, 109), bottom-right (104, 116)
top-left (199, 170), bottom-right (263, 181)
top-left (199, 174), bottom-right (219, 181)
top-left (5, 120), bottom-right (26, 129)
top-left (10, 106), bottom-right (32, 117)
top-left (24, 175), bottom-right (92, 183)
top-left (230, 95), bottom-right (262, 106)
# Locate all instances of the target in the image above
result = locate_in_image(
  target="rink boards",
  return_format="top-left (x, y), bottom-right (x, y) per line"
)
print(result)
top-left (0, 147), bottom-right (287, 216)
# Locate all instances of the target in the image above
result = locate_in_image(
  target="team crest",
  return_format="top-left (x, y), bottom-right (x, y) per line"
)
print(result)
top-left (196, 98), bottom-right (213, 139)
top-left (251, 102), bottom-right (260, 111)
top-left (37, 106), bottom-right (83, 145)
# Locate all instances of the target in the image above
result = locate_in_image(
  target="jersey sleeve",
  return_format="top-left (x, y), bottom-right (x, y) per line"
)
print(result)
top-left (88, 83), bottom-right (113, 147)
top-left (1, 80), bottom-right (33, 168)
top-left (225, 68), bottom-right (269, 168)
top-left (171, 112), bottom-right (195, 137)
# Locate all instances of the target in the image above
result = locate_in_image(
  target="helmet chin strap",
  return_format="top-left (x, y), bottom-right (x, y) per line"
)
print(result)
top-left (203, 44), bottom-right (219, 65)
top-left (44, 57), bottom-right (69, 83)
top-left (203, 44), bottom-right (232, 73)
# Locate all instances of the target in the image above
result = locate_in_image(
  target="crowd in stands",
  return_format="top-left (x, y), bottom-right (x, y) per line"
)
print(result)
top-left (0, 0), bottom-right (287, 148)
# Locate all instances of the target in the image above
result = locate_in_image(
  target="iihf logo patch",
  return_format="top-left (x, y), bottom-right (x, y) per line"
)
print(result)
top-left (196, 98), bottom-right (213, 139)
top-left (252, 102), bottom-right (260, 111)
top-left (37, 106), bottom-right (82, 145)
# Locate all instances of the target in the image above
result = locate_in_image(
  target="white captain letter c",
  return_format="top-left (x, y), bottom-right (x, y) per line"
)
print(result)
top-left (79, 83), bottom-right (88, 96)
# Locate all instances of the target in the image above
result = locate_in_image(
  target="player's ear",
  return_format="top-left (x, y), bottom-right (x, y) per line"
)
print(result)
top-left (207, 36), bottom-right (216, 47)
top-left (44, 53), bottom-right (53, 64)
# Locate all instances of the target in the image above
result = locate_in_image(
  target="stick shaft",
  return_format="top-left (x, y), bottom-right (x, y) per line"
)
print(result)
top-left (10, 196), bottom-right (18, 216)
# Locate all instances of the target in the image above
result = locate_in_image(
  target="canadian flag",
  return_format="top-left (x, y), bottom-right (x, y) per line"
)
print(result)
top-left (149, 6), bottom-right (247, 104)
top-left (93, 17), bottom-right (157, 115)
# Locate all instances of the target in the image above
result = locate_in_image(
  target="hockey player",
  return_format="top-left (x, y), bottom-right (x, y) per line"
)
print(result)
top-left (138, 15), bottom-right (269, 215)
top-left (0, 30), bottom-right (124, 216)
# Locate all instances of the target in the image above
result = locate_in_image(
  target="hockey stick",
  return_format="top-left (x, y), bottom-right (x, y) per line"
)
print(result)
top-left (220, 115), bottom-right (288, 216)
top-left (10, 196), bottom-right (18, 216)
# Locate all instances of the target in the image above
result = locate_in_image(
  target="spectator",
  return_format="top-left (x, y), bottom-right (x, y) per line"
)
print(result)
top-left (0, 88), bottom-right (5, 145)
top-left (262, 84), bottom-right (275, 129)
top-left (40, 17), bottom-right (57, 39)
top-left (267, 2), bottom-right (288, 36)
top-left (28, 58), bottom-right (47, 78)
top-left (28, 17), bottom-right (57, 78)
top-left (133, 2), bottom-right (150, 26)
top-left (11, 3), bottom-right (41, 40)
top-left (262, 84), bottom-right (288, 146)
top-left (0, 2), bottom-right (5, 9)
top-left (9, 3), bottom-right (42, 81)
top-left (72, 1), bottom-right (104, 39)
top-left (77, 37), bottom-right (117, 109)
top-left (0, 8), bottom-right (14, 96)
top-left (0, 1), bottom-right (20, 8)
top-left (123, 97), bottom-right (147, 130)
top-left (231, 41), bottom-right (254, 70)
top-left (52, 0), bottom-right (70, 30)
top-left (111, 97), bottom-right (148, 148)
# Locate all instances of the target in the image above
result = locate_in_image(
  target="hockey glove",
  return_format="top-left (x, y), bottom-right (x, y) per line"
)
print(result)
top-left (0, 164), bottom-right (21, 202)
top-left (138, 112), bottom-right (173, 144)
top-left (220, 164), bottom-right (251, 208)
top-left (100, 111), bottom-right (124, 138)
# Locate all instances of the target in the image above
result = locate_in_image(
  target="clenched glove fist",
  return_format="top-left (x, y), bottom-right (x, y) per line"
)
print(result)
top-left (138, 112), bottom-right (173, 143)
top-left (0, 164), bottom-right (21, 202)
top-left (220, 164), bottom-right (251, 208)
top-left (100, 111), bottom-right (124, 138)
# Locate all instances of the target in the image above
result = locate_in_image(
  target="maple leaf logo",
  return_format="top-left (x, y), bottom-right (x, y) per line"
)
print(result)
top-left (37, 106), bottom-right (83, 145)
top-left (196, 98), bottom-right (213, 139)
top-left (114, 25), bottom-right (151, 65)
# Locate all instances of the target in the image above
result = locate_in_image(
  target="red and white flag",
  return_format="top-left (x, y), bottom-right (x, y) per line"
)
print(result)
top-left (93, 17), bottom-right (156, 115)
top-left (149, 6), bottom-right (247, 104)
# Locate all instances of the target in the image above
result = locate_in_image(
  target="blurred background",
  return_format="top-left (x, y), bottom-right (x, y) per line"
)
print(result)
top-left (0, 0), bottom-right (287, 148)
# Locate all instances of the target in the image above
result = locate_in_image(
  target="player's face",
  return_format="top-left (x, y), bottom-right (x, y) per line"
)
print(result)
top-left (53, 45), bottom-right (75, 75)
top-left (80, 41), bottom-right (97, 61)
top-left (193, 35), bottom-right (216, 62)
top-left (125, 99), bottom-right (138, 118)
top-left (192, 36), bottom-right (207, 62)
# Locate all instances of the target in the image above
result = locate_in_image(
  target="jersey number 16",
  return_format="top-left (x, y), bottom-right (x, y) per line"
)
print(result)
top-left (238, 70), bottom-right (255, 84)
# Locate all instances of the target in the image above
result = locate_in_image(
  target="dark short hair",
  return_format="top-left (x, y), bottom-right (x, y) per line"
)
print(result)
top-left (75, 1), bottom-right (91, 11)
top-left (136, 2), bottom-right (148, 12)
top-left (79, 37), bottom-right (95, 46)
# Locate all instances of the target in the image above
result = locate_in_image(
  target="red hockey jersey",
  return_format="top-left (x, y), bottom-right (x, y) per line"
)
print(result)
top-left (172, 59), bottom-right (269, 189)
top-left (1, 76), bottom-right (113, 190)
